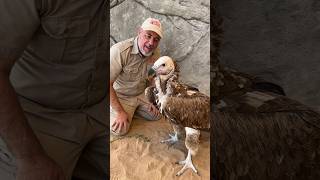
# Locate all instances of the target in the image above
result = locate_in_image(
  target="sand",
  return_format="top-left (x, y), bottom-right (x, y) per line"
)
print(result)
top-left (110, 117), bottom-right (210, 180)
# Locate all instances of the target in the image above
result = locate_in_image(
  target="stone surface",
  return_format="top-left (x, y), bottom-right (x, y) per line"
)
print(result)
top-left (110, 0), bottom-right (210, 95)
top-left (217, 0), bottom-right (320, 108)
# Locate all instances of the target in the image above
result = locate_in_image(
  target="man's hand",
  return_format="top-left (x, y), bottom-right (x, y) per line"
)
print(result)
top-left (111, 111), bottom-right (129, 134)
top-left (16, 153), bottom-right (65, 180)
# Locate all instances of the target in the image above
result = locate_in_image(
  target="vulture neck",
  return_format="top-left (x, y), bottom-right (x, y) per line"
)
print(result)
top-left (156, 70), bottom-right (179, 96)
top-left (159, 71), bottom-right (179, 96)
top-left (159, 68), bottom-right (178, 83)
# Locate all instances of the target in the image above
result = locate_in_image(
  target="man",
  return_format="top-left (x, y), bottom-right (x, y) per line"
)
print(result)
top-left (110, 18), bottom-right (163, 136)
top-left (0, 0), bottom-right (108, 179)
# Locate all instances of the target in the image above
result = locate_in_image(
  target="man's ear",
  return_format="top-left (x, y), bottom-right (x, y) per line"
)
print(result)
top-left (138, 28), bottom-right (143, 35)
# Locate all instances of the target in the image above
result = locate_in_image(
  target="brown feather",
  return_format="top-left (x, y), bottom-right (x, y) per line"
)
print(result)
top-left (145, 86), bottom-right (157, 106)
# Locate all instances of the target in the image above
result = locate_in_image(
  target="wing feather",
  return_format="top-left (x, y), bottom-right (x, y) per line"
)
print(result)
top-left (145, 86), bottom-right (157, 105)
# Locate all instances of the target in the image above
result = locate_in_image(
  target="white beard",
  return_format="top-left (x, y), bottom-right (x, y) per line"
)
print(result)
top-left (139, 48), bottom-right (153, 57)
top-left (138, 42), bottom-right (153, 57)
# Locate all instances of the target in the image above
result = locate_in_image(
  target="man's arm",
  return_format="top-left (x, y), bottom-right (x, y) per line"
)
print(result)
top-left (0, 58), bottom-right (46, 157)
top-left (0, 58), bottom-right (64, 180)
top-left (110, 81), bottom-right (129, 133)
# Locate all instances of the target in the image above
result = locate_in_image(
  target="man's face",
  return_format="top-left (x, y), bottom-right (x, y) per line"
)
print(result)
top-left (138, 29), bottom-right (161, 56)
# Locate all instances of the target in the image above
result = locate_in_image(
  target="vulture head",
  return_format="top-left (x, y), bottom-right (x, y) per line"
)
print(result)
top-left (152, 56), bottom-right (179, 81)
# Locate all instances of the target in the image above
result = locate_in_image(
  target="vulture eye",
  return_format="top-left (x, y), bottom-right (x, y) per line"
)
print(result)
top-left (162, 64), bottom-right (166, 67)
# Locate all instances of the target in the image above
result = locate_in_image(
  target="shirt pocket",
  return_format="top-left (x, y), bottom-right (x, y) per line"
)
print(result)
top-left (122, 66), bottom-right (143, 82)
top-left (29, 16), bottom-right (90, 64)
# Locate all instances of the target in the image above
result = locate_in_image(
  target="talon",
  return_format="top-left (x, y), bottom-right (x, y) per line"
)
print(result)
top-left (177, 160), bottom-right (185, 165)
top-left (175, 149), bottom-right (199, 176)
top-left (160, 133), bottom-right (178, 145)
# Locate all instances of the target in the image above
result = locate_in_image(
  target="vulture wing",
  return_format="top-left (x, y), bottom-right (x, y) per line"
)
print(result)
top-left (164, 92), bottom-right (210, 129)
top-left (145, 86), bottom-right (158, 106)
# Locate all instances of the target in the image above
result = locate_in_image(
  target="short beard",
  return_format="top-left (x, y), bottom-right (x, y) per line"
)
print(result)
top-left (140, 48), bottom-right (153, 57)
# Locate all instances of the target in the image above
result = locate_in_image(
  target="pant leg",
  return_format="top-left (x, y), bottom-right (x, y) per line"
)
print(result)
top-left (35, 131), bottom-right (83, 180)
top-left (72, 135), bottom-right (108, 180)
top-left (72, 117), bottom-right (108, 180)
top-left (135, 94), bottom-right (162, 121)
top-left (110, 97), bottom-right (138, 136)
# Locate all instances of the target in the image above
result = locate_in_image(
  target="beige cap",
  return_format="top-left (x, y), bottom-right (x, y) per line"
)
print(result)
top-left (141, 17), bottom-right (163, 38)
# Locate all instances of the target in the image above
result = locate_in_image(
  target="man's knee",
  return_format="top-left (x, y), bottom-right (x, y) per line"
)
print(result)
top-left (145, 113), bottom-right (162, 121)
top-left (135, 108), bottom-right (162, 121)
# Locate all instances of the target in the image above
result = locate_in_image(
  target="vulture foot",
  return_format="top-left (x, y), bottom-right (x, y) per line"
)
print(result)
top-left (175, 149), bottom-right (199, 176)
top-left (160, 133), bottom-right (178, 145)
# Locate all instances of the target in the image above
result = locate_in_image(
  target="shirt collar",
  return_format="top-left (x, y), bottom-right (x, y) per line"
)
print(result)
top-left (131, 37), bottom-right (140, 55)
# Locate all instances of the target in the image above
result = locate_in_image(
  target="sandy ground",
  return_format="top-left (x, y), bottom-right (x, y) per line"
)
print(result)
top-left (110, 116), bottom-right (210, 180)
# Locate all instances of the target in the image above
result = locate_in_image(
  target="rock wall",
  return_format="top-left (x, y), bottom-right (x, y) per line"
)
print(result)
top-left (217, 0), bottom-right (320, 108)
top-left (110, 0), bottom-right (210, 95)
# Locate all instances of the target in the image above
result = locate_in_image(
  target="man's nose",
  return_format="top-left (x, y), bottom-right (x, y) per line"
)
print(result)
top-left (148, 38), bottom-right (155, 46)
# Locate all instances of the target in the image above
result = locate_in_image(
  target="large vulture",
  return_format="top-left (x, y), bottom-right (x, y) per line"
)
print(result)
top-left (145, 56), bottom-right (210, 176)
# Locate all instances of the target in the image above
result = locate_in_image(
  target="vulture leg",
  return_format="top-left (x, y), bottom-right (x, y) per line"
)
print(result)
top-left (176, 127), bottom-right (200, 176)
top-left (160, 124), bottom-right (185, 145)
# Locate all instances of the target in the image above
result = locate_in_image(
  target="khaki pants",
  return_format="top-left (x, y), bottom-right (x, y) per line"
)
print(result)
top-left (110, 93), bottom-right (161, 136)
top-left (0, 115), bottom-right (108, 180)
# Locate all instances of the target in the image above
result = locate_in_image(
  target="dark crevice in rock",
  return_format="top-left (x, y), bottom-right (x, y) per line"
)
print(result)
top-left (167, 16), bottom-right (182, 30)
top-left (132, 0), bottom-right (209, 24)
top-left (186, 20), bottom-right (208, 31)
top-left (200, 2), bottom-right (210, 8)
top-left (110, 0), bottom-right (126, 9)
top-left (110, 35), bottom-right (118, 44)
top-left (178, 0), bottom-right (192, 7)
top-left (167, 16), bottom-right (205, 31)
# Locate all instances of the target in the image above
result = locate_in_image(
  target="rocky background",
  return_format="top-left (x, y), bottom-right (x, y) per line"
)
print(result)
top-left (110, 0), bottom-right (210, 96)
top-left (216, 0), bottom-right (320, 109)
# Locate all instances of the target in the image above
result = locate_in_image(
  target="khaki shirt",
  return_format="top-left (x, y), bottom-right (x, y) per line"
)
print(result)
top-left (0, 0), bottom-right (108, 143)
top-left (110, 37), bottom-right (160, 98)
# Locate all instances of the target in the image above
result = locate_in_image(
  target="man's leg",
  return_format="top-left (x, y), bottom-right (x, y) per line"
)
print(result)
top-left (135, 94), bottom-right (162, 121)
top-left (110, 98), bottom-right (137, 136)
top-left (72, 117), bottom-right (108, 180)
top-left (34, 131), bottom-right (83, 180)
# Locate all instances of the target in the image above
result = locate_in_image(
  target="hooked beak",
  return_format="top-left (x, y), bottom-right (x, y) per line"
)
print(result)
top-left (148, 68), bottom-right (156, 78)
top-left (152, 65), bottom-right (160, 75)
